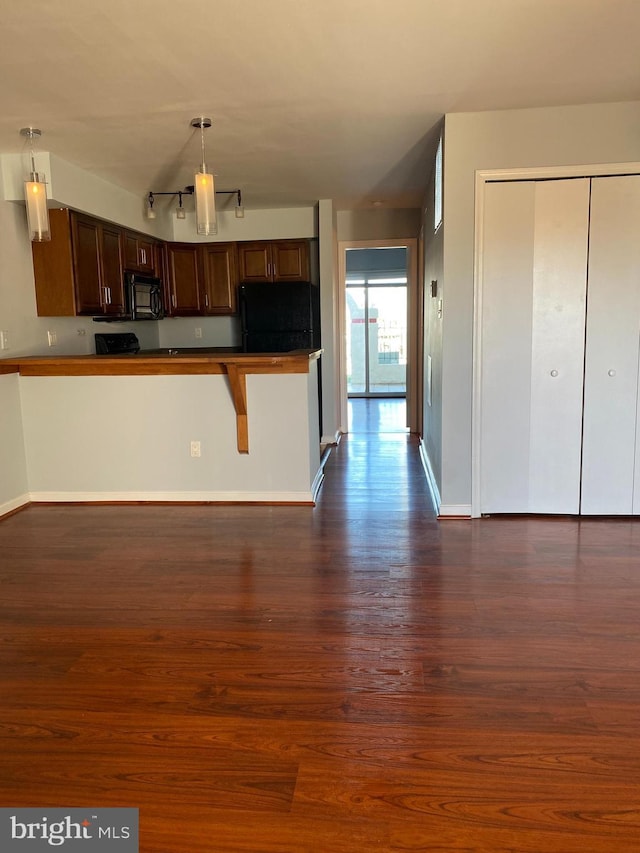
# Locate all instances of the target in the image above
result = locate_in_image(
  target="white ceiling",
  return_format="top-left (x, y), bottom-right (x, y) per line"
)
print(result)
top-left (1, 0), bottom-right (638, 210)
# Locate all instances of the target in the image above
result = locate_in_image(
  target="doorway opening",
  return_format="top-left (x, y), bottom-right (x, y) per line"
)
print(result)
top-left (345, 247), bottom-right (408, 398)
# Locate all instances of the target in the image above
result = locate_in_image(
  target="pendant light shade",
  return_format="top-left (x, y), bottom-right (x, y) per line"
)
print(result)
top-left (191, 117), bottom-right (217, 236)
top-left (194, 168), bottom-right (217, 235)
top-left (21, 127), bottom-right (50, 242)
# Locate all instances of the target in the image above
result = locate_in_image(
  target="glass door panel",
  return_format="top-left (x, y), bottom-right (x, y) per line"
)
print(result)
top-left (346, 287), bottom-right (366, 394)
top-left (346, 284), bottom-right (407, 396)
top-left (369, 286), bottom-right (407, 394)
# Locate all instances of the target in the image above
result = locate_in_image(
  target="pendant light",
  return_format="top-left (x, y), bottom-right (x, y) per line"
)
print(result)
top-left (20, 127), bottom-right (50, 242)
top-left (191, 117), bottom-right (217, 236)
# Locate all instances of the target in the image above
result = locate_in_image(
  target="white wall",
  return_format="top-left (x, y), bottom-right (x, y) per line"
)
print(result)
top-left (441, 100), bottom-right (640, 513)
top-left (421, 160), bottom-right (444, 502)
top-left (20, 370), bottom-right (320, 502)
top-left (0, 374), bottom-right (28, 514)
top-left (171, 206), bottom-right (315, 242)
top-left (337, 208), bottom-right (420, 241)
top-left (318, 199), bottom-right (340, 443)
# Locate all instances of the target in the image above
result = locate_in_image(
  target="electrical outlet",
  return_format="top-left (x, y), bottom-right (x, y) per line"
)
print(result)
top-left (0, 330), bottom-right (9, 351)
top-left (195, 327), bottom-right (203, 339)
top-left (47, 330), bottom-right (57, 347)
top-left (190, 440), bottom-right (201, 458)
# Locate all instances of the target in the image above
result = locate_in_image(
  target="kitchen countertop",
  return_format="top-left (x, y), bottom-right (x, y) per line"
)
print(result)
top-left (0, 349), bottom-right (321, 376)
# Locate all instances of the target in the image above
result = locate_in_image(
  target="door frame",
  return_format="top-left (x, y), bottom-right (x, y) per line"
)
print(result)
top-left (338, 238), bottom-right (419, 433)
top-left (472, 161), bottom-right (640, 518)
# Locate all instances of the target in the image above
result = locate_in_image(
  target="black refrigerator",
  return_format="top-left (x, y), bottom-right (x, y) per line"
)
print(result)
top-left (239, 281), bottom-right (320, 353)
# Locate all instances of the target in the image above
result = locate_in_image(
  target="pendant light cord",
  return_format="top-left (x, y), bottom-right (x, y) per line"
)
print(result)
top-left (200, 120), bottom-right (206, 173)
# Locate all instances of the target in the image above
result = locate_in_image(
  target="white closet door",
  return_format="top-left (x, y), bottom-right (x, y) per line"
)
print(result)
top-left (581, 175), bottom-right (640, 515)
top-left (480, 179), bottom-right (590, 513)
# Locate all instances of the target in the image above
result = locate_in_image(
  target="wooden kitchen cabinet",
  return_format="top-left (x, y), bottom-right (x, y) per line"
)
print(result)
top-left (166, 243), bottom-right (202, 316)
top-left (100, 222), bottom-right (126, 314)
top-left (238, 240), bottom-right (310, 283)
top-left (167, 242), bottom-right (239, 316)
top-left (32, 209), bottom-right (124, 316)
top-left (201, 243), bottom-right (238, 314)
top-left (123, 230), bottom-right (157, 275)
top-left (70, 214), bottom-right (103, 315)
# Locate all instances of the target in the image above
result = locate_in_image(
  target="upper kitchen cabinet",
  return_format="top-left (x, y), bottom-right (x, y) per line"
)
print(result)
top-left (166, 243), bottom-right (202, 316)
top-left (97, 222), bottom-right (126, 315)
top-left (123, 230), bottom-right (157, 275)
top-left (166, 242), bottom-right (239, 316)
top-left (32, 209), bottom-right (125, 316)
top-left (201, 243), bottom-right (238, 314)
top-left (238, 240), bottom-right (310, 283)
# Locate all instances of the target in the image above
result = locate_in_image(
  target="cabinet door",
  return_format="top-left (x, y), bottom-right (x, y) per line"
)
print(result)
top-left (238, 242), bottom-right (272, 282)
top-left (100, 224), bottom-right (125, 314)
top-left (272, 240), bottom-right (309, 281)
top-left (124, 232), bottom-right (156, 274)
top-left (581, 176), bottom-right (640, 514)
top-left (479, 179), bottom-right (589, 514)
top-left (167, 244), bottom-right (202, 315)
top-left (71, 214), bottom-right (103, 315)
top-left (32, 208), bottom-right (76, 316)
top-left (138, 236), bottom-right (156, 274)
top-left (201, 243), bottom-right (238, 314)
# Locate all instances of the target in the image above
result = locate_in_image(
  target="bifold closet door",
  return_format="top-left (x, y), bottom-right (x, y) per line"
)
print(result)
top-left (581, 175), bottom-right (640, 515)
top-left (480, 179), bottom-right (590, 513)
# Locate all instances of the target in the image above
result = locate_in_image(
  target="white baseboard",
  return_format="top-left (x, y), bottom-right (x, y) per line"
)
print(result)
top-left (439, 504), bottom-right (472, 518)
top-left (0, 493), bottom-right (30, 518)
top-left (418, 442), bottom-right (471, 518)
top-left (419, 440), bottom-right (441, 514)
top-left (28, 490), bottom-right (317, 505)
top-left (311, 469), bottom-right (324, 503)
top-left (321, 430), bottom-right (342, 446)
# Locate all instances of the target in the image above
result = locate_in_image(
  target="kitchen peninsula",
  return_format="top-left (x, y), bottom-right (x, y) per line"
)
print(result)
top-left (1, 349), bottom-right (323, 508)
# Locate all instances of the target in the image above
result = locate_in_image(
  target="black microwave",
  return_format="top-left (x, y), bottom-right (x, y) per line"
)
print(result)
top-left (126, 272), bottom-right (164, 320)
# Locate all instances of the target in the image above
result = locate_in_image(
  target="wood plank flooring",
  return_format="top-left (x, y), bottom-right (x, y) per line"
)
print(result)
top-left (1, 401), bottom-right (640, 851)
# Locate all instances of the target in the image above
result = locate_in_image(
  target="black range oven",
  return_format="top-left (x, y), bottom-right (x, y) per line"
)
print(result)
top-left (95, 333), bottom-right (140, 355)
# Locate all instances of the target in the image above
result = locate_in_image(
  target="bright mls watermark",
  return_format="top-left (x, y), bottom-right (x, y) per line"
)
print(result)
top-left (0, 809), bottom-right (138, 852)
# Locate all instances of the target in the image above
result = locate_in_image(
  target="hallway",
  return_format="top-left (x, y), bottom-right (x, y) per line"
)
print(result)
top-left (0, 414), bottom-right (639, 851)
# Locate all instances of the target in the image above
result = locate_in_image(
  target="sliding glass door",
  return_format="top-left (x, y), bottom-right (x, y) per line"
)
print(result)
top-left (345, 248), bottom-right (407, 397)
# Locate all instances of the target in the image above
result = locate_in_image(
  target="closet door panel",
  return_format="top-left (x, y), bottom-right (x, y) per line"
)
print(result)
top-left (528, 179), bottom-right (590, 512)
top-left (480, 179), bottom-right (589, 514)
top-left (581, 175), bottom-right (640, 515)
top-left (480, 181), bottom-right (536, 513)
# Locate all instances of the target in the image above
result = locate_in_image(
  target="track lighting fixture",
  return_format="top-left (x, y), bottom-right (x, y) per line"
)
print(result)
top-left (235, 190), bottom-right (244, 219)
top-left (146, 192), bottom-right (156, 220)
top-left (176, 191), bottom-right (186, 220)
top-left (20, 127), bottom-right (50, 241)
top-left (145, 187), bottom-right (243, 225)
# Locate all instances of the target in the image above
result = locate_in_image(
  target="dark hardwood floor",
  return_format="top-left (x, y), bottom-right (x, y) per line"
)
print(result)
top-left (1, 400), bottom-right (640, 851)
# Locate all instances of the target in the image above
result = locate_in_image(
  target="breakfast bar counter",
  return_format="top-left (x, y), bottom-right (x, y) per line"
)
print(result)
top-left (0, 350), bottom-right (323, 507)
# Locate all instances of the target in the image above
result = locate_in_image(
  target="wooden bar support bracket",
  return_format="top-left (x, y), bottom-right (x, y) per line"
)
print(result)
top-left (225, 364), bottom-right (249, 453)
